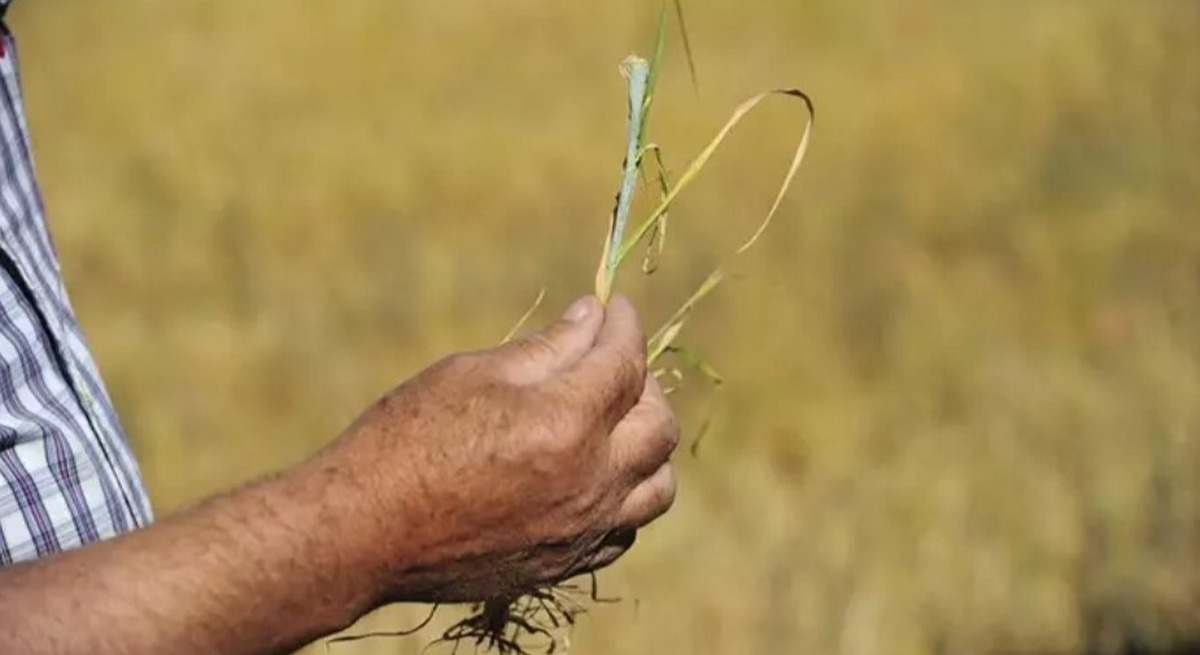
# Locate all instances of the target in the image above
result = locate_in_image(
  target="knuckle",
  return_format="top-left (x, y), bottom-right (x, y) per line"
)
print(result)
top-left (553, 378), bottom-right (595, 429)
top-left (655, 467), bottom-right (678, 511)
top-left (613, 295), bottom-right (648, 354)
top-left (435, 351), bottom-right (471, 374)
top-left (436, 351), bottom-right (488, 380)
top-left (625, 341), bottom-right (649, 380)
top-left (558, 374), bottom-right (610, 432)
top-left (552, 393), bottom-right (592, 442)
top-left (517, 332), bottom-right (560, 363)
top-left (527, 422), bottom-right (569, 460)
top-left (611, 352), bottom-right (647, 409)
top-left (631, 329), bottom-right (648, 363)
top-left (658, 409), bottom-right (682, 456)
top-left (525, 396), bottom-right (587, 457)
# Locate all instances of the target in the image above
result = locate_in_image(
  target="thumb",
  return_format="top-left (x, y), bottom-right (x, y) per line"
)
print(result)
top-left (491, 295), bottom-right (603, 384)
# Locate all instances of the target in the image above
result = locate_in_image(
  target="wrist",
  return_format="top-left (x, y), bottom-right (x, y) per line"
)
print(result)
top-left (317, 424), bottom-right (476, 605)
top-left (276, 448), bottom-right (400, 630)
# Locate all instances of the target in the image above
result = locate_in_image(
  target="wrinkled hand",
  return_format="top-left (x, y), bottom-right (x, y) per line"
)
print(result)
top-left (330, 295), bottom-right (679, 604)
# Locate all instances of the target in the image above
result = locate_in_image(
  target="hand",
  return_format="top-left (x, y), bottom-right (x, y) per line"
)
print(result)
top-left (328, 295), bottom-right (679, 604)
top-left (0, 297), bottom-right (673, 655)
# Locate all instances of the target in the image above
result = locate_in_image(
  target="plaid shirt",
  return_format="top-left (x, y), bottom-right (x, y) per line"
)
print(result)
top-left (0, 12), bottom-right (153, 564)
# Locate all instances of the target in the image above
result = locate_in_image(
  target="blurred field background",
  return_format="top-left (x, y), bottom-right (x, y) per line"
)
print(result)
top-left (12, 1), bottom-right (1200, 653)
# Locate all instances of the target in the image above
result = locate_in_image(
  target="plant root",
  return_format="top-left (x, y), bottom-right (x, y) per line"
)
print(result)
top-left (428, 574), bottom-right (615, 655)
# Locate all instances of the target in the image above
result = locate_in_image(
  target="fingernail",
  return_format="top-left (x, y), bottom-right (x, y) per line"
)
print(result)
top-left (563, 296), bottom-right (595, 323)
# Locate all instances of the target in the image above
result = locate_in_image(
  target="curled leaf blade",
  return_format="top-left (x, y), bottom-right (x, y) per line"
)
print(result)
top-left (615, 88), bottom-right (815, 267)
top-left (638, 143), bottom-right (673, 274)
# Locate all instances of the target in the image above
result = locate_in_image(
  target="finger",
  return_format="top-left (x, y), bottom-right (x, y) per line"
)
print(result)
top-left (559, 527), bottom-right (638, 578)
top-left (491, 295), bottom-right (603, 384)
top-left (559, 294), bottom-right (648, 429)
top-left (580, 525), bottom-right (638, 571)
top-left (611, 375), bottom-right (679, 481)
top-left (615, 462), bottom-right (677, 529)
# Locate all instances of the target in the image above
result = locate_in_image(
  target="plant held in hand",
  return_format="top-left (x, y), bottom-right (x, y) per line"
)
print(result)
top-left (330, 2), bottom-right (812, 652)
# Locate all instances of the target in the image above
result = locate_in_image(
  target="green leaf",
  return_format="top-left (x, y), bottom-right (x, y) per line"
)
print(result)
top-left (595, 57), bottom-right (651, 302)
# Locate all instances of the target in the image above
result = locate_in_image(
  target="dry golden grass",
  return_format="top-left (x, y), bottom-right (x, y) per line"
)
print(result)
top-left (12, 1), bottom-right (1200, 653)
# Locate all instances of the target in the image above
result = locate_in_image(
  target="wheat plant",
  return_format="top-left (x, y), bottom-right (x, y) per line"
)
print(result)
top-left (329, 2), bottom-right (813, 652)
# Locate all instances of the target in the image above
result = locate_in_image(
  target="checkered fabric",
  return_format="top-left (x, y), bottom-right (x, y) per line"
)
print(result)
top-left (0, 18), bottom-right (153, 565)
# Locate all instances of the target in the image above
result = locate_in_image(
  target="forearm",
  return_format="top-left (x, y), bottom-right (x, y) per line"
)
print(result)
top-left (0, 451), bottom-right (386, 655)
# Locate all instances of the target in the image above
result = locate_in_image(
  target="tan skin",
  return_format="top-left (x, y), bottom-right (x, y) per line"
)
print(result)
top-left (0, 295), bottom-right (679, 654)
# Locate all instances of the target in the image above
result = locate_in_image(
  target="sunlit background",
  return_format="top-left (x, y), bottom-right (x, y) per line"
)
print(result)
top-left (13, 1), bottom-right (1200, 653)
